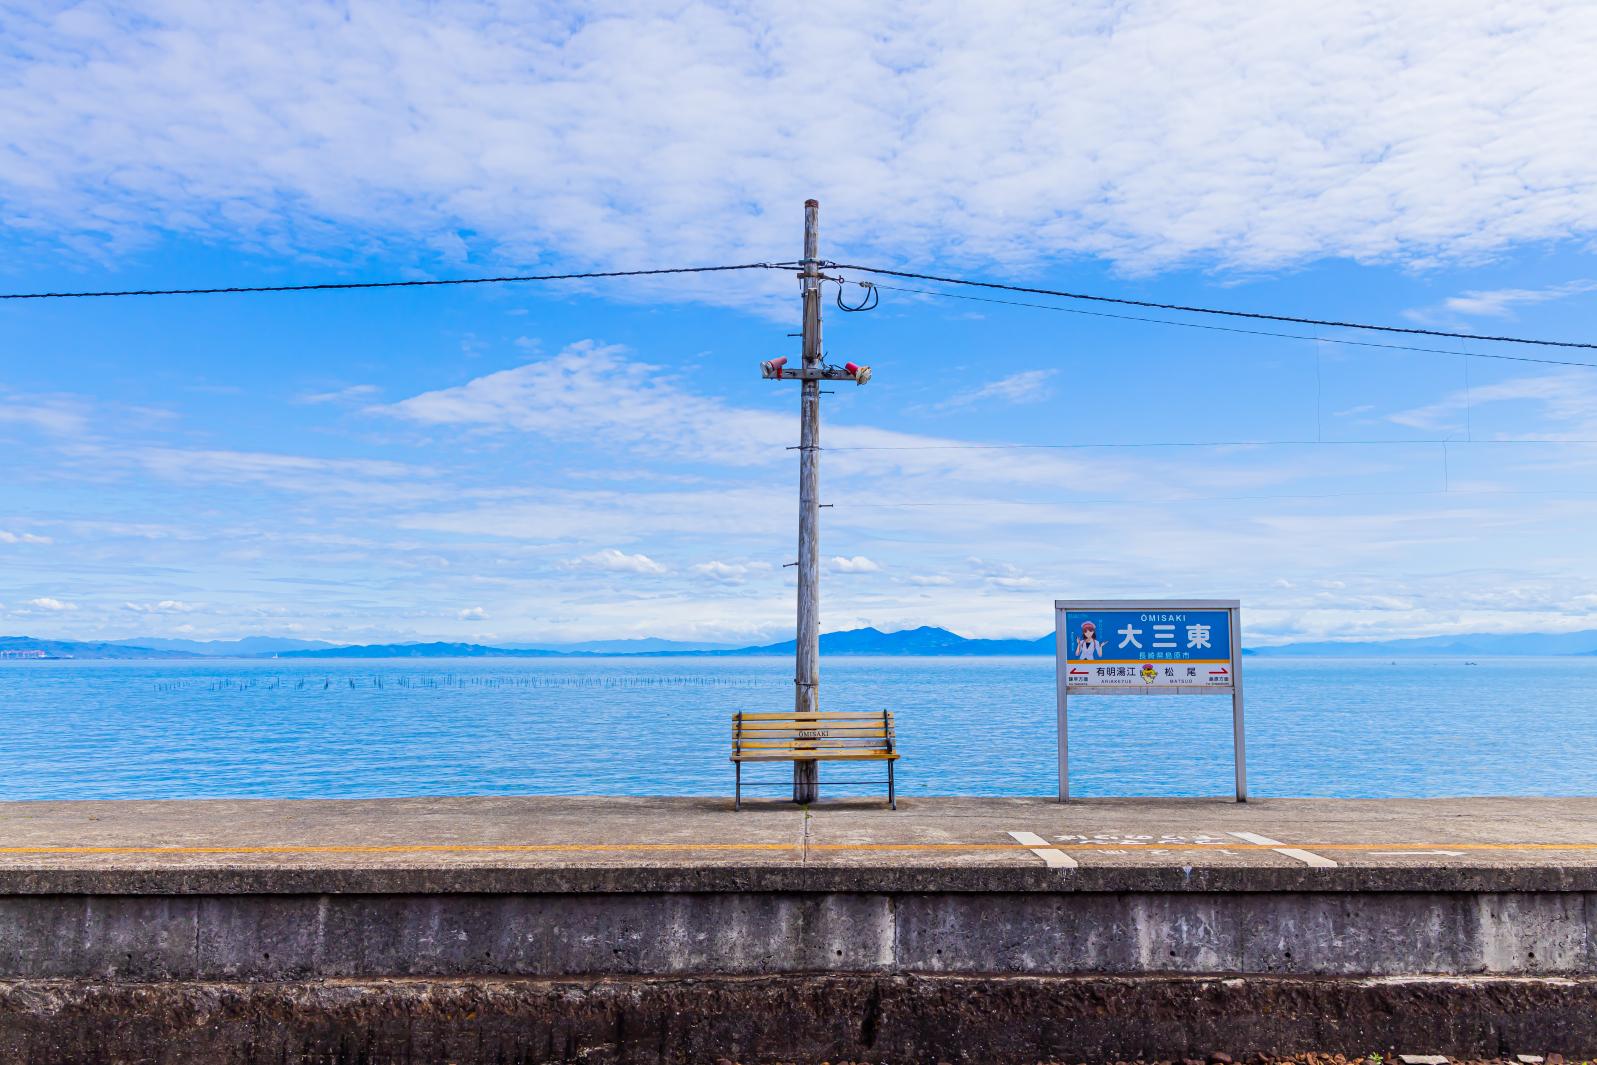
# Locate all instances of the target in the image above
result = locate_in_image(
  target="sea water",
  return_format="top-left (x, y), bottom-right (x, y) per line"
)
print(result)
top-left (1, 656), bottom-right (1592, 800)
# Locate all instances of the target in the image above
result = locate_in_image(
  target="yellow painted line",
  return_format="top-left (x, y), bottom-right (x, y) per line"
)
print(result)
top-left (0, 840), bottom-right (1595, 857)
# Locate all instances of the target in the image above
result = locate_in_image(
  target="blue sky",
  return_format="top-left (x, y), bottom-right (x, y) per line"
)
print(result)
top-left (3, 1), bottom-right (1597, 646)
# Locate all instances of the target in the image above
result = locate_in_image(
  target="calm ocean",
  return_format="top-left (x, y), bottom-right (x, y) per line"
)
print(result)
top-left (1, 656), bottom-right (1592, 801)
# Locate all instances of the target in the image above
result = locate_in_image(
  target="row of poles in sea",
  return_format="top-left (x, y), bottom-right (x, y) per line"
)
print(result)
top-left (152, 674), bottom-right (764, 692)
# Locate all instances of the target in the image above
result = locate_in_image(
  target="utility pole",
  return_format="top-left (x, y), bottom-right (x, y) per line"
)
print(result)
top-left (761, 199), bottom-right (871, 804)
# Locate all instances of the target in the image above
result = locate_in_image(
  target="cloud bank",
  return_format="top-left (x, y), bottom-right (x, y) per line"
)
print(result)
top-left (5, 1), bottom-right (1597, 279)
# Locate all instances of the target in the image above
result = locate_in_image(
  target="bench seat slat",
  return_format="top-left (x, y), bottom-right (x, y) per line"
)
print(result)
top-left (731, 728), bottom-right (894, 737)
top-left (735, 737), bottom-right (890, 746)
top-left (734, 724), bottom-right (891, 732)
top-left (736, 712), bottom-right (890, 721)
top-left (736, 721), bottom-right (890, 728)
top-left (732, 751), bottom-right (899, 762)
top-left (741, 734), bottom-right (894, 740)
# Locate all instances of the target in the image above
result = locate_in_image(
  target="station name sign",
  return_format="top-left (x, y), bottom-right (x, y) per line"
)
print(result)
top-left (1052, 599), bottom-right (1246, 801)
top-left (1058, 602), bottom-right (1238, 691)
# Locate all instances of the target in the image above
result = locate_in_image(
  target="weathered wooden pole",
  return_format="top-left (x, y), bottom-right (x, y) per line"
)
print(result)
top-left (759, 200), bottom-right (871, 805)
top-left (793, 198), bottom-right (823, 804)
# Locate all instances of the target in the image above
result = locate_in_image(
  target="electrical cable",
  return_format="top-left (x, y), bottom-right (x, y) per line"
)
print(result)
top-left (831, 263), bottom-right (1597, 352)
top-left (825, 438), bottom-right (1597, 452)
top-left (0, 263), bottom-right (782, 301)
top-left (835, 279), bottom-right (879, 312)
top-left (860, 282), bottom-right (1597, 370)
top-left (836, 485), bottom-right (1597, 508)
top-left (9, 249), bottom-right (1591, 359)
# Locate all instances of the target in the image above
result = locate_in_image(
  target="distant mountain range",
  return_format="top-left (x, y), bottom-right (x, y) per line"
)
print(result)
top-left (1, 637), bottom-right (204, 659)
top-left (8, 626), bottom-right (1597, 660)
top-left (280, 641), bottom-right (567, 659)
top-left (1246, 630), bottom-right (1597, 657)
top-left (108, 637), bottom-right (339, 655)
top-left (505, 637), bottom-right (741, 654)
top-left (689, 625), bottom-right (1053, 656)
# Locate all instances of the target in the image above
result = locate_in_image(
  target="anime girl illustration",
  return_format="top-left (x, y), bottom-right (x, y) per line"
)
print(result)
top-left (1074, 620), bottom-right (1104, 660)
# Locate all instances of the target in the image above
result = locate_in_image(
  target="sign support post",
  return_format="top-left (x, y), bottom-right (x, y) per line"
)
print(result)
top-left (1054, 610), bottom-right (1070, 802)
top-left (1230, 606), bottom-right (1247, 802)
top-left (1054, 599), bottom-right (1245, 803)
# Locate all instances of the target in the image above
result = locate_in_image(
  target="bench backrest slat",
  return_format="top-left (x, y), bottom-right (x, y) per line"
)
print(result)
top-left (733, 710), bottom-right (895, 756)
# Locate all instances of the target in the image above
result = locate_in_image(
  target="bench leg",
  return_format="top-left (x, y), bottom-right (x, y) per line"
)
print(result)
top-left (888, 760), bottom-right (896, 810)
top-left (735, 762), bottom-right (741, 811)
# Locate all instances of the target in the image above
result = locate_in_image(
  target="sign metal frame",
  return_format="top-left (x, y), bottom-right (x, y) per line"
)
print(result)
top-left (1053, 599), bottom-right (1245, 803)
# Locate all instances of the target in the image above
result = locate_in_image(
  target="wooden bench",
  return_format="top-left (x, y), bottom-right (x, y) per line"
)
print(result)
top-left (731, 710), bottom-right (898, 809)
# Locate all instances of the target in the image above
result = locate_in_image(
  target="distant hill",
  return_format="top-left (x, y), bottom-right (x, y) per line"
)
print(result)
top-left (505, 637), bottom-right (740, 654)
top-left (276, 627), bottom-right (1051, 658)
top-left (277, 641), bottom-right (567, 659)
top-left (694, 625), bottom-right (1053, 656)
top-left (0, 637), bottom-right (201, 660)
top-left (110, 636), bottom-right (339, 656)
top-left (1252, 630), bottom-right (1597, 657)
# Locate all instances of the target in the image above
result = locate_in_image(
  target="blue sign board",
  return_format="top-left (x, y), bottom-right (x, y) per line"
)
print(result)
top-left (1063, 607), bottom-right (1235, 688)
top-left (1053, 599), bottom-right (1247, 802)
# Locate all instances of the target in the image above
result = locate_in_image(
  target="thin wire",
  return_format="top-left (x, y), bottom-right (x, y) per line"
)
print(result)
top-left (861, 282), bottom-right (1597, 370)
top-left (0, 263), bottom-right (782, 301)
top-left (833, 263), bottom-right (1597, 351)
top-left (838, 486), bottom-right (1597, 508)
top-left (825, 438), bottom-right (1597, 452)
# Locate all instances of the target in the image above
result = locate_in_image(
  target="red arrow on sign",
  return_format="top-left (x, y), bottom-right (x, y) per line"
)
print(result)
top-left (1068, 668), bottom-right (1089, 676)
top-left (1209, 667), bottom-right (1229, 675)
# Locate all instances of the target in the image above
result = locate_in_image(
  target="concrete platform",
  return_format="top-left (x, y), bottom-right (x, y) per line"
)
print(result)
top-left (2, 794), bottom-right (1595, 891)
top-left (2, 795), bottom-right (1596, 1063)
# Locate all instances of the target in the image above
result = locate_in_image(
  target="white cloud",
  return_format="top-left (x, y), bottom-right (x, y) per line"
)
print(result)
top-left (1440, 280), bottom-right (1597, 319)
top-left (24, 597), bottom-right (75, 611)
top-left (457, 606), bottom-right (487, 621)
top-left (567, 548), bottom-right (668, 575)
top-left (379, 342), bottom-right (1108, 493)
top-left (906, 574), bottom-right (955, 586)
top-left (0, 531), bottom-right (52, 544)
top-left (5, 4), bottom-right (1597, 281)
top-left (0, 393), bottom-right (87, 435)
top-left (692, 560), bottom-right (773, 584)
top-left (934, 369), bottom-right (1056, 411)
top-left (830, 555), bottom-right (880, 573)
top-left (123, 600), bottom-right (199, 614)
top-left (1389, 371), bottom-right (1597, 435)
top-left (968, 557), bottom-right (1040, 591)
top-left (298, 384), bottom-right (380, 405)
top-left (382, 341), bottom-right (788, 461)
top-left (97, 445), bottom-right (437, 501)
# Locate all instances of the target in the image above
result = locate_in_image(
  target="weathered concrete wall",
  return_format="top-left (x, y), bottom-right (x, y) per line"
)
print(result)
top-left (2, 974), bottom-right (1594, 1065)
top-left (0, 890), bottom-right (1592, 980)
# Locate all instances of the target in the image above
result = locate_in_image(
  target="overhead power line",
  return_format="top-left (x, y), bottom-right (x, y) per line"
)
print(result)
top-left (6, 253), bottom-right (1593, 358)
top-left (0, 263), bottom-right (780, 301)
top-left (863, 283), bottom-right (1597, 370)
top-left (825, 438), bottom-right (1597, 452)
top-left (838, 485), bottom-right (1597, 508)
top-left (831, 263), bottom-right (1597, 352)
